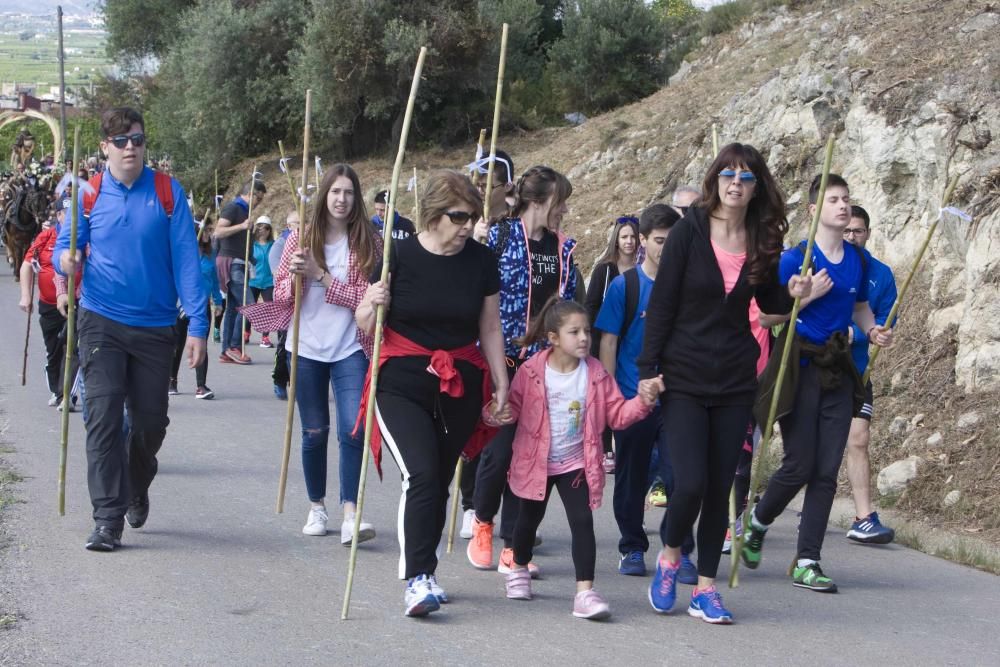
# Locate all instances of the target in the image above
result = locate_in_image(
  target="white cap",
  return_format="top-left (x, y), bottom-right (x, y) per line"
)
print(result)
top-left (255, 215), bottom-right (272, 227)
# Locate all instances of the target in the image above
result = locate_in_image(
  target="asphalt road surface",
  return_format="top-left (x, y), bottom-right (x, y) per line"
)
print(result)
top-left (0, 266), bottom-right (997, 666)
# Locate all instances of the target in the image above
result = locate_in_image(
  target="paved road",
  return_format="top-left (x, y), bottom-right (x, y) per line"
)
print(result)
top-left (0, 266), bottom-right (998, 666)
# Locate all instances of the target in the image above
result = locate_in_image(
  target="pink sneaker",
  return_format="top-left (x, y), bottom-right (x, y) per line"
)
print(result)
top-left (573, 589), bottom-right (611, 620)
top-left (505, 569), bottom-right (532, 600)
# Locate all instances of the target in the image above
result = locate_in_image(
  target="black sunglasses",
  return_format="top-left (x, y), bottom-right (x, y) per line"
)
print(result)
top-left (444, 210), bottom-right (477, 225)
top-left (107, 133), bottom-right (145, 149)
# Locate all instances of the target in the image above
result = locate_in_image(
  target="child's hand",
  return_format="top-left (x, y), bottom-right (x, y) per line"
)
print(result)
top-left (637, 375), bottom-right (665, 406)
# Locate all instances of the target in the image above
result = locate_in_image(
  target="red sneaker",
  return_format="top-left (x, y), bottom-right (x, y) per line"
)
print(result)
top-left (225, 348), bottom-right (252, 365)
top-left (466, 516), bottom-right (494, 570)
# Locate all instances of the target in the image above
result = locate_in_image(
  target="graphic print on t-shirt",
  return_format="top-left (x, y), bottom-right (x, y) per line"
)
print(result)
top-left (528, 231), bottom-right (560, 317)
top-left (545, 361), bottom-right (588, 474)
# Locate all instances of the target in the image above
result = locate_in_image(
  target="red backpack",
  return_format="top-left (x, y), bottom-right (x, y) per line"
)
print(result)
top-left (82, 170), bottom-right (175, 220)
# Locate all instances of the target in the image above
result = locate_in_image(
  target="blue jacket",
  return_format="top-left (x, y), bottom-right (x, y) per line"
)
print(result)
top-left (200, 251), bottom-right (224, 306)
top-left (851, 253), bottom-right (897, 375)
top-left (488, 218), bottom-right (577, 359)
top-left (54, 166), bottom-right (209, 337)
top-left (249, 240), bottom-right (274, 289)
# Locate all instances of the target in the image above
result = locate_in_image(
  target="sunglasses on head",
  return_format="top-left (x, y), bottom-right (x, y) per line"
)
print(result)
top-left (718, 168), bottom-right (756, 184)
top-left (444, 210), bottom-right (477, 225)
top-left (107, 133), bottom-right (145, 149)
top-left (615, 215), bottom-right (639, 225)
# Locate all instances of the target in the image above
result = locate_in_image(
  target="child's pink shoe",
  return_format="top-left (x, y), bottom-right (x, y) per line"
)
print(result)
top-left (505, 569), bottom-right (532, 600)
top-left (572, 589), bottom-right (611, 620)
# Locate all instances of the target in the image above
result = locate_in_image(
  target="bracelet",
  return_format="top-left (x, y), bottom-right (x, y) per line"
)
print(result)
top-left (867, 326), bottom-right (877, 341)
top-left (317, 269), bottom-right (329, 283)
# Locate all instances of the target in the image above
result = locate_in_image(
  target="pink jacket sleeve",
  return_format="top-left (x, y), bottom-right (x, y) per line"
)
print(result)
top-left (602, 372), bottom-right (653, 431)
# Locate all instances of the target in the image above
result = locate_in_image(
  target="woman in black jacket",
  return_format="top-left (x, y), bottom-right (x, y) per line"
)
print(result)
top-left (585, 215), bottom-right (640, 352)
top-left (637, 143), bottom-right (810, 623)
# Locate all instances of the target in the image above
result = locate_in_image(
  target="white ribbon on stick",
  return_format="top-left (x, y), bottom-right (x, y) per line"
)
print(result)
top-left (462, 155), bottom-right (513, 184)
top-left (278, 157), bottom-right (290, 174)
top-left (315, 156), bottom-right (323, 179)
top-left (406, 175), bottom-right (417, 192)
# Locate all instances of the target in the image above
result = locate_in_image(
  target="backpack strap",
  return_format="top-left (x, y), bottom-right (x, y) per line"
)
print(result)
top-left (83, 171), bottom-right (175, 220)
top-left (619, 267), bottom-right (640, 340)
top-left (82, 172), bottom-right (102, 218)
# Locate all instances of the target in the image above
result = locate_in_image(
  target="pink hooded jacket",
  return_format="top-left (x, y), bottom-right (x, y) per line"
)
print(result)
top-left (505, 349), bottom-right (652, 510)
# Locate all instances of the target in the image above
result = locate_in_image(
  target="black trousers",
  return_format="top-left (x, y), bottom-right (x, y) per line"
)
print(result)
top-left (473, 423), bottom-right (521, 546)
top-left (754, 363), bottom-right (853, 561)
top-left (460, 453), bottom-right (479, 512)
top-left (376, 358), bottom-right (483, 579)
top-left (78, 308), bottom-right (174, 529)
top-left (613, 411), bottom-right (667, 554)
top-left (38, 300), bottom-right (78, 397)
top-left (661, 395), bottom-right (750, 579)
top-left (272, 329), bottom-right (288, 387)
top-left (513, 469), bottom-right (596, 581)
top-left (170, 309), bottom-right (209, 387)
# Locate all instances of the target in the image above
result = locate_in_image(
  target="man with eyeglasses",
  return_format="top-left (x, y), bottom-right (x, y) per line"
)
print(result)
top-left (843, 205), bottom-right (898, 544)
top-left (55, 107), bottom-right (208, 552)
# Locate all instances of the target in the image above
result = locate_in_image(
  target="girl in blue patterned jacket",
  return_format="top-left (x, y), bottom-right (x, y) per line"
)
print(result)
top-left (467, 166), bottom-right (578, 575)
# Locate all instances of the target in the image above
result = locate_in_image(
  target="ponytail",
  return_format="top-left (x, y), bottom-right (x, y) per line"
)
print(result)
top-left (515, 296), bottom-right (587, 349)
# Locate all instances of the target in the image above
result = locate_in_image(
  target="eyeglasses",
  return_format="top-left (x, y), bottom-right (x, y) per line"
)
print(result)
top-left (844, 227), bottom-right (868, 236)
top-left (444, 210), bottom-right (477, 225)
top-left (718, 169), bottom-right (756, 184)
top-left (107, 133), bottom-right (145, 149)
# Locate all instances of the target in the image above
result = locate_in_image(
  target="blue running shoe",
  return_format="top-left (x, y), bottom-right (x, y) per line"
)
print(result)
top-left (648, 557), bottom-right (680, 613)
top-left (688, 586), bottom-right (733, 624)
top-left (846, 511), bottom-right (895, 544)
top-left (404, 574), bottom-right (441, 617)
top-left (619, 550), bottom-right (647, 576)
top-left (678, 553), bottom-right (698, 585)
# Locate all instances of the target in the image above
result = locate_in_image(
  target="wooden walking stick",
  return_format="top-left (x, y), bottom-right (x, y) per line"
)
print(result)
top-left (729, 135), bottom-right (836, 588)
top-left (277, 141), bottom-right (300, 211)
top-left (276, 90), bottom-right (313, 513)
top-left (470, 128), bottom-right (487, 187)
top-left (21, 273), bottom-right (35, 386)
top-left (58, 125), bottom-right (81, 516)
top-left (240, 164), bottom-right (258, 357)
top-left (862, 174), bottom-right (960, 385)
top-left (412, 167), bottom-right (420, 224)
top-left (342, 47), bottom-right (427, 621)
top-left (447, 23), bottom-right (509, 554)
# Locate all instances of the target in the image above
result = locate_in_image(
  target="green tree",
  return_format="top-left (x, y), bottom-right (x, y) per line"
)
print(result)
top-left (98, 0), bottom-right (198, 62)
top-left (147, 0), bottom-right (307, 184)
top-left (547, 0), bottom-right (662, 114)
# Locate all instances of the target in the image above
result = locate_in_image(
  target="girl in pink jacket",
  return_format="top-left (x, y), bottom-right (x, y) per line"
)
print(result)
top-left (487, 297), bottom-right (663, 619)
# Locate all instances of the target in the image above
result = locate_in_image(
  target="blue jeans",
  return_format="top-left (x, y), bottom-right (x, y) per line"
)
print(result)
top-left (222, 262), bottom-right (246, 351)
top-left (293, 350), bottom-right (367, 504)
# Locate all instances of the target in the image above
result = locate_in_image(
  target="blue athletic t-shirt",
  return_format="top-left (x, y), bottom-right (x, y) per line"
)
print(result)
top-left (779, 241), bottom-right (870, 345)
top-left (594, 266), bottom-right (654, 398)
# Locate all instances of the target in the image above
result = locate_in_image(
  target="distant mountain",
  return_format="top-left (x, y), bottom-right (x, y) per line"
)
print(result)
top-left (0, 0), bottom-right (96, 16)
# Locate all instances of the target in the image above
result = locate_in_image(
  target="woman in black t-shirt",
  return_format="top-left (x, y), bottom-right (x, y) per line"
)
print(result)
top-left (355, 169), bottom-right (508, 618)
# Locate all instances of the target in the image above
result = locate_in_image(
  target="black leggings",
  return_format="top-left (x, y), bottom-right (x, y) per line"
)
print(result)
top-left (661, 395), bottom-right (750, 579)
top-left (170, 309), bottom-right (208, 387)
top-left (249, 286), bottom-right (274, 336)
top-left (513, 468), bottom-right (596, 582)
top-left (376, 358), bottom-right (483, 579)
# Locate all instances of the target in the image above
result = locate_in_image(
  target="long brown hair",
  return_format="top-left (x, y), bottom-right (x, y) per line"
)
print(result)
top-left (700, 143), bottom-right (787, 285)
top-left (308, 163), bottom-right (378, 278)
top-left (510, 166), bottom-right (573, 219)
top-left (515, 295), bottom-right (587, 349)
top-left (593, 215), bottom-right (639, 267)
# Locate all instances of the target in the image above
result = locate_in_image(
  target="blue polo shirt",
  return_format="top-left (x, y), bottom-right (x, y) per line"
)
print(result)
top-left (850, 254), bottom-right (897, 375)
top-left (54, 166), bottom-right (209, 337)
top-left (779, 241), bottom-right (870, 345)
top-left (594, 266), bottom-right (654, 398)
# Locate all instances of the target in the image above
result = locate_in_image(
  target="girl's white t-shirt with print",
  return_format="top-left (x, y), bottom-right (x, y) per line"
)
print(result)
top-left (545, 360), bottom-right (588, 475)
top-left (294, 237), bottom-right (362, 363)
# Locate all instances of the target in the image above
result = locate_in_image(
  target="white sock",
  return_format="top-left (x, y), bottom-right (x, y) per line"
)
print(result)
top-left (797, 558), bottom-right (817, 568)
top-left (750, 509), bottom-right (769, 532)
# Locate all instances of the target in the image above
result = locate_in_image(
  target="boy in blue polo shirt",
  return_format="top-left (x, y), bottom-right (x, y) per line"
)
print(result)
top-left (741, 174), bottom-right (893, 592)
top-left (596, 204), bottom-right (695, 580)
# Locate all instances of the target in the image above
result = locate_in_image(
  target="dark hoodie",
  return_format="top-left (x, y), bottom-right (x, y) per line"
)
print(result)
top-left (637, 206), bottom-right (793, 403)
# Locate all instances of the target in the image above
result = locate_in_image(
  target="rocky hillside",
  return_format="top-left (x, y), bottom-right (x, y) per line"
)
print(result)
top-left (243, 0), bottom-right (1000, 540)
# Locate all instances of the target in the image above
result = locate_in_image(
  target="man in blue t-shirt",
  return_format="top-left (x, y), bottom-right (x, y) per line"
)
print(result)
top-left (597, 204), bottom-right (695, 579)
top-left (743, 174), bottom-right (894, 593)
top-left (843, 205), bottom-right (898, 545)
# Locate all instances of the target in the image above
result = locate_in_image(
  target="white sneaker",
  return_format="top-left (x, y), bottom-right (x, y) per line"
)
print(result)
top-left (57, 398), bottom-right (77, 413)
top-left (404, 574), bottom-right (440, 617)
top-left (302, 506), bottom-right (328, 536)
top-left (47, 393), bottom-right (60, 407)
top-left (427, 574), bottom-right (449, 603)
top-left (341, 514), bottom-right (375, 546)
top-left (460, 509), bottom-right (475, 539)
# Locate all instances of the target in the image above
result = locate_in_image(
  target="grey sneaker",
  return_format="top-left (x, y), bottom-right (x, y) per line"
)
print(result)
top-left (85, 525), bottom-right (122, 551)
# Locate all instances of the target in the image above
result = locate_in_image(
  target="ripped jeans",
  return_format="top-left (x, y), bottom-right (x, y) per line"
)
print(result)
top-left (293, 350), bottom-right (368, 504)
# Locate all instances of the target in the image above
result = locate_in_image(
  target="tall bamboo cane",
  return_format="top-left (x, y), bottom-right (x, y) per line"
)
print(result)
top-left (862, 175), bottom-right (960, 385)
top-left (412, 167), bottom-right (420, 224)
top-left (240, 165), bottom-right (258, 357)
top-left (214, 169), bottom-right (220, 216)
top-left (470, 128), bottom-right (487, 187)
top-left (729, 135), bottom-right (836, 587)
top-left (21, 274), bottom-right (34, 386)
top-left (58, 125), bottom-right (81, 516)
top-left (342, 47), bottom-right (427, 621)
top-left (276, 90), bottom-right (313, 513)
top-left (277, 141), bottom-right (299, 211)
top-left (446, 23), bottom-right (509, 555)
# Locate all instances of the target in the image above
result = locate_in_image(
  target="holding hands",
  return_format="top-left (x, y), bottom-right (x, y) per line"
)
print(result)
top-left (637, 375), bottom-right (666, 407)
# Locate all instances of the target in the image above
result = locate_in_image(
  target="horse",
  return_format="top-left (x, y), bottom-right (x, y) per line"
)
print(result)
top-left (1, 174), bottom-right (53, 281)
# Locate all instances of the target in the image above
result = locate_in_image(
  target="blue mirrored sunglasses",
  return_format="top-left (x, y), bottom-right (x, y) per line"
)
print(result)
top-left (718, 169), bottom-right (756, 184)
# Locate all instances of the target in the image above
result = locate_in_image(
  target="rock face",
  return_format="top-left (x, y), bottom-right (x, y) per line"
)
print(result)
top-left (877, 456), bottom-right (924, 496)
top-left (943, 489), bottom-right (961, 508)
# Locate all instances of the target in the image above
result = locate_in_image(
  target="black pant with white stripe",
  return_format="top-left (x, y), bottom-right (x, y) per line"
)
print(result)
top-left (376, 357), bottom-right (483, 580)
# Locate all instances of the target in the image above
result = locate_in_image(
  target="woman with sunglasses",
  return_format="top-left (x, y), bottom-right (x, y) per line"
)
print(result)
top-left (355, 169), bottom-right (508, 617)
top-left (636, 143), bottom-right (811, 624)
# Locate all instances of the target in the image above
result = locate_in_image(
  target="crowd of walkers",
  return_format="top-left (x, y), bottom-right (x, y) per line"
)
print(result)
top-left (22, 106), bottom-right (901, 624)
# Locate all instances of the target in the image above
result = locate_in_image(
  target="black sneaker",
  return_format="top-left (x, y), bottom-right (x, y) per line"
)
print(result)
top-left (126, 495), bottom-right (150, 529)
top-left (85, 525), bottom-right (122, 551)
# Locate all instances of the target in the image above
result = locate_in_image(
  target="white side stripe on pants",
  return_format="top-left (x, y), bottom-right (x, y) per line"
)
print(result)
top-left (376, 403), bottom-right (411, 580)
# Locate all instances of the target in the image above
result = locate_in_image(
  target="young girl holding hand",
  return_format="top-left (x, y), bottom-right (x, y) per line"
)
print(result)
top-left (488, 298), bottom-right (664, 620)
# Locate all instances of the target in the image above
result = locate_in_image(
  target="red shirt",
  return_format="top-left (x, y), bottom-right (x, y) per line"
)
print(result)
top-left (24, 227), bottom-right (59, 305)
